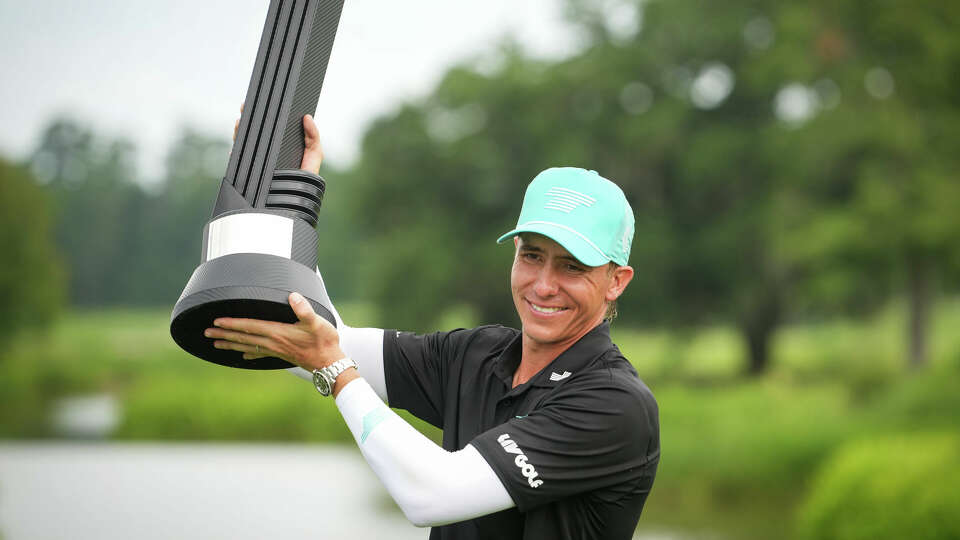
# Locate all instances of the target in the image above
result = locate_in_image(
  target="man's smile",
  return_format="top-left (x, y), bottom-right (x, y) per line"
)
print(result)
top-left (526, 299), bottom-right (568, 315)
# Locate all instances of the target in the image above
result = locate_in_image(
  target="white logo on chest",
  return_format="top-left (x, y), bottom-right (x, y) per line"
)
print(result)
top-left (549, 370), bottom-right (572, 381)
top-left (497, 433), bottom-right (544, 488)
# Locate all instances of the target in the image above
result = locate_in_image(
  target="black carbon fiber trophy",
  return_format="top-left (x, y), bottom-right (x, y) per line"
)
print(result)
top-left (171, 0), bottom-right (345, 369)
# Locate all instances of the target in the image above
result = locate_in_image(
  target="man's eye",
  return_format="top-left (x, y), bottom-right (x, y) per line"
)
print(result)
top-left (566, 264), bottom-right (585, 273)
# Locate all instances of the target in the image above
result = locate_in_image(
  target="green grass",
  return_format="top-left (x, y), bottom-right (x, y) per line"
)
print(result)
top-left (1, 299), bottom-right (959, 539)
top-left (0, 302), bottom-right (440, 442)
top-left (610, 296), bottom-right (960, 385)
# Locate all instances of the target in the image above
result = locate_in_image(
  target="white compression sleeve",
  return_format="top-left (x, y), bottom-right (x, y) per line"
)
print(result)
top-left (336, 378), bottom-right (515, 527)
top-left (338, 326), bottom-right (387, 401)
top-left (286, 270), bottom-right (388, 402)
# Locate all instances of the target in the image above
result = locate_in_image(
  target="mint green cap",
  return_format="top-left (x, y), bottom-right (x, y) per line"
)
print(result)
top-left (497, 167), bottom-right (635, 266)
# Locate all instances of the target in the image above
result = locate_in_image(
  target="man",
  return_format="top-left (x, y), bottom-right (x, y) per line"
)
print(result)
top-left (205, 116), bottom-right (659, 539)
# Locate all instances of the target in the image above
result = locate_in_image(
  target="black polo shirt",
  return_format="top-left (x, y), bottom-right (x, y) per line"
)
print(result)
top-left (383, 322), bottom-right (660, 540)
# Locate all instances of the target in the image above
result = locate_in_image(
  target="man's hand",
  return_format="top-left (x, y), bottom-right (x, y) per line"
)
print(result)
top-left (204, 292), bottom-right (344, 372)
top-left (233, 103), bottom-right (323, 175)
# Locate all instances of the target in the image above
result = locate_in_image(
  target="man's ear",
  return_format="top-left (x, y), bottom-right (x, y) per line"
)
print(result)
top-left (605, 266), bottom-right (634, 302)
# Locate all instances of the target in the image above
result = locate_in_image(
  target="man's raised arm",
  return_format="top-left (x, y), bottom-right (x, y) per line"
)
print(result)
top-left (205, 293), bottom-right (517, 527)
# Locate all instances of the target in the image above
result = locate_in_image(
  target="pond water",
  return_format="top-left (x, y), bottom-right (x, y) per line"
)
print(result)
top-left (0, 443), bottom-right (424, 540)
top-left (0, 442), bottom-right (678, 540)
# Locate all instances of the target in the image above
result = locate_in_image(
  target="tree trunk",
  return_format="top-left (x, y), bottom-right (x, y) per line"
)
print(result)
top-left (744, 323), bottom-right (773, 376)
top-left (740, 289), bottom-right (782, 376)
top-left (907, 257), bottom-right (931, 369)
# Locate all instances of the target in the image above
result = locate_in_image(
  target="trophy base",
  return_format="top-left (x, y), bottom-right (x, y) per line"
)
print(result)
top-left (170, 252), bottom-right (336, 370)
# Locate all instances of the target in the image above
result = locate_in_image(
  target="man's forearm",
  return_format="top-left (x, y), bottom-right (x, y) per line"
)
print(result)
top-left (335, 378), bottom-right (515, 527)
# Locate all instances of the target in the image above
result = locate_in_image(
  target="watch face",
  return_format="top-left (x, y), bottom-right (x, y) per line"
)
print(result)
top-left (314, 370), bottom-right (332, 396)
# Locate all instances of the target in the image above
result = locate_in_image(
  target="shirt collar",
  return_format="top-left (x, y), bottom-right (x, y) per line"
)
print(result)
top-left (494, 322), bottom-right (614, 390)
top-left (528, 322), bottom-right (613, 388)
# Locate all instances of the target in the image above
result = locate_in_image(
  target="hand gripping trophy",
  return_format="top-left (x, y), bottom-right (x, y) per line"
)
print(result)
top-left (171, 0), bottom-right (345, 369)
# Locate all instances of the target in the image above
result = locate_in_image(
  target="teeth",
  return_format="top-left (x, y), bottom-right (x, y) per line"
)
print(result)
top-left (530, 303), bottom-right (562, 314)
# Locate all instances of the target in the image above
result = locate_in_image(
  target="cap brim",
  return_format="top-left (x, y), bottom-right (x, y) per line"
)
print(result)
top-left (496, 222), bottom-right (610, 267)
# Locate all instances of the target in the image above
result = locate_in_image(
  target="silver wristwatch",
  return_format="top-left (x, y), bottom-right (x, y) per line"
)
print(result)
top-left (312, 357), bottom-right (357, 396)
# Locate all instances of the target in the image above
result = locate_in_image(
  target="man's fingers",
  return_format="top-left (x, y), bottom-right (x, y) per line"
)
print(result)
top-left (213, 339), bottom-right (267, 355)
top-left (213, 316), bottom-right (287, 336)
top-left (207, 327), bottom-right (273, 350)
top-left (231, 103), bottom-right (246, 145)
top-left (304, 113), bottom-right (319, 139)
top-left (300, 114), bottom-right (323, 174)
top-left (206, 327), bottom-right (282, 360)
top-left (214, 339), bottom-right (253, 352)
top-left (215, 341), bottom-right (280, 361)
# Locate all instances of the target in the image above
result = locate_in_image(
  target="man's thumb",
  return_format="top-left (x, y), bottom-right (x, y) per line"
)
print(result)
top-left (288, 292), bottom-right (315, 322)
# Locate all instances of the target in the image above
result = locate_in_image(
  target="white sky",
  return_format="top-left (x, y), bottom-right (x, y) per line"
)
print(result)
top-left (0, 0), bottom-right (578, 183)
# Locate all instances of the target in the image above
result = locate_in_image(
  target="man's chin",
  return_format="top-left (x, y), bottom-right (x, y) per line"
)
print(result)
top-left (521, 321), bottom-right (568, 345)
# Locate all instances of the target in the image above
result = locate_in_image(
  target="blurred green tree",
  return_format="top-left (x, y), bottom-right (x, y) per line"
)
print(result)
top-left (347, 0), bottom-right (960, 375)
top-left (0, 157), bottom-right (65, 340)
top-left (28, 118), bottom-right (144, 306)
top-left (27, 119), bottom-right (229, 307)
top-left (349, 2), bottom-right (795, 374)
top-left (125, 128), bottom-right (225, 304)
top-left (349, 52), bottom-right (567, 331)
top-left (770, 1), bottom-right (960, 368)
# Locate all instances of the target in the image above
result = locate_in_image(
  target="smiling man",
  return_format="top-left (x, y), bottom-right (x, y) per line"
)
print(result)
top-left (206, 150), bottom-right (660, 539)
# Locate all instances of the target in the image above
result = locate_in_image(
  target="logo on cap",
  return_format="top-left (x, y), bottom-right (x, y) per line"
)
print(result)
top-left (543, 187), bottom-right (596, 214)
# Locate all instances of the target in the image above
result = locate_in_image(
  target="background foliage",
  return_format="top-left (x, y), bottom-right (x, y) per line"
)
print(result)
top-left (0, 158), bottom-right (63, 341)
top-left (797, 434), bottom-right (960, 540)
top-left (2, 0), bottom-right (959, 538)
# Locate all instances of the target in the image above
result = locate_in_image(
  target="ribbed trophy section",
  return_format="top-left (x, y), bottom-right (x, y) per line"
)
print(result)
top-left (266, 169), bottom-right (326, 227)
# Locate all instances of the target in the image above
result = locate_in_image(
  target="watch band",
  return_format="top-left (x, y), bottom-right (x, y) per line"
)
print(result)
top-left (312, 357), bottom-right (357, 396)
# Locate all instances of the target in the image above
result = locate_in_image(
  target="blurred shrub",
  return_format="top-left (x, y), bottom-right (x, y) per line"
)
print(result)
top-left (116, 371), bottom-right (353, 441)
top-left (0, 157), bottom-right (64, 341)
top-left (866, 369), bottom-right (960, 430)
top-left (797, 433), bottom-right (960, 540)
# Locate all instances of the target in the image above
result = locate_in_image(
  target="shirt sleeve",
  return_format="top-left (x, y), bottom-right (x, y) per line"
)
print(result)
top-left (469, 374), bottom-right (659, 512)
top-left (382, 327), bottom-right (474, 428)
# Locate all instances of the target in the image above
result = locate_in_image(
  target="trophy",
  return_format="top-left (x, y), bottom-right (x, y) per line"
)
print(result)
top-left (171, 0), bottom-right (345, 369)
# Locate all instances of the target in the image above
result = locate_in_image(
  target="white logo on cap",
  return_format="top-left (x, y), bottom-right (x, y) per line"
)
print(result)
top-left (544, 187), bottom-right (596, 214)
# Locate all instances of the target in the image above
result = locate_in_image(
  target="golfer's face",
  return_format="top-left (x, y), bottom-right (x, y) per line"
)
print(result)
top-left (511, 234), bottom-right (614, 348)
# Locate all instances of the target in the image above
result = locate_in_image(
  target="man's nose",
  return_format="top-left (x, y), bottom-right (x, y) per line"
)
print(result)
top-left (532, 266), bottom-right (559, 297)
